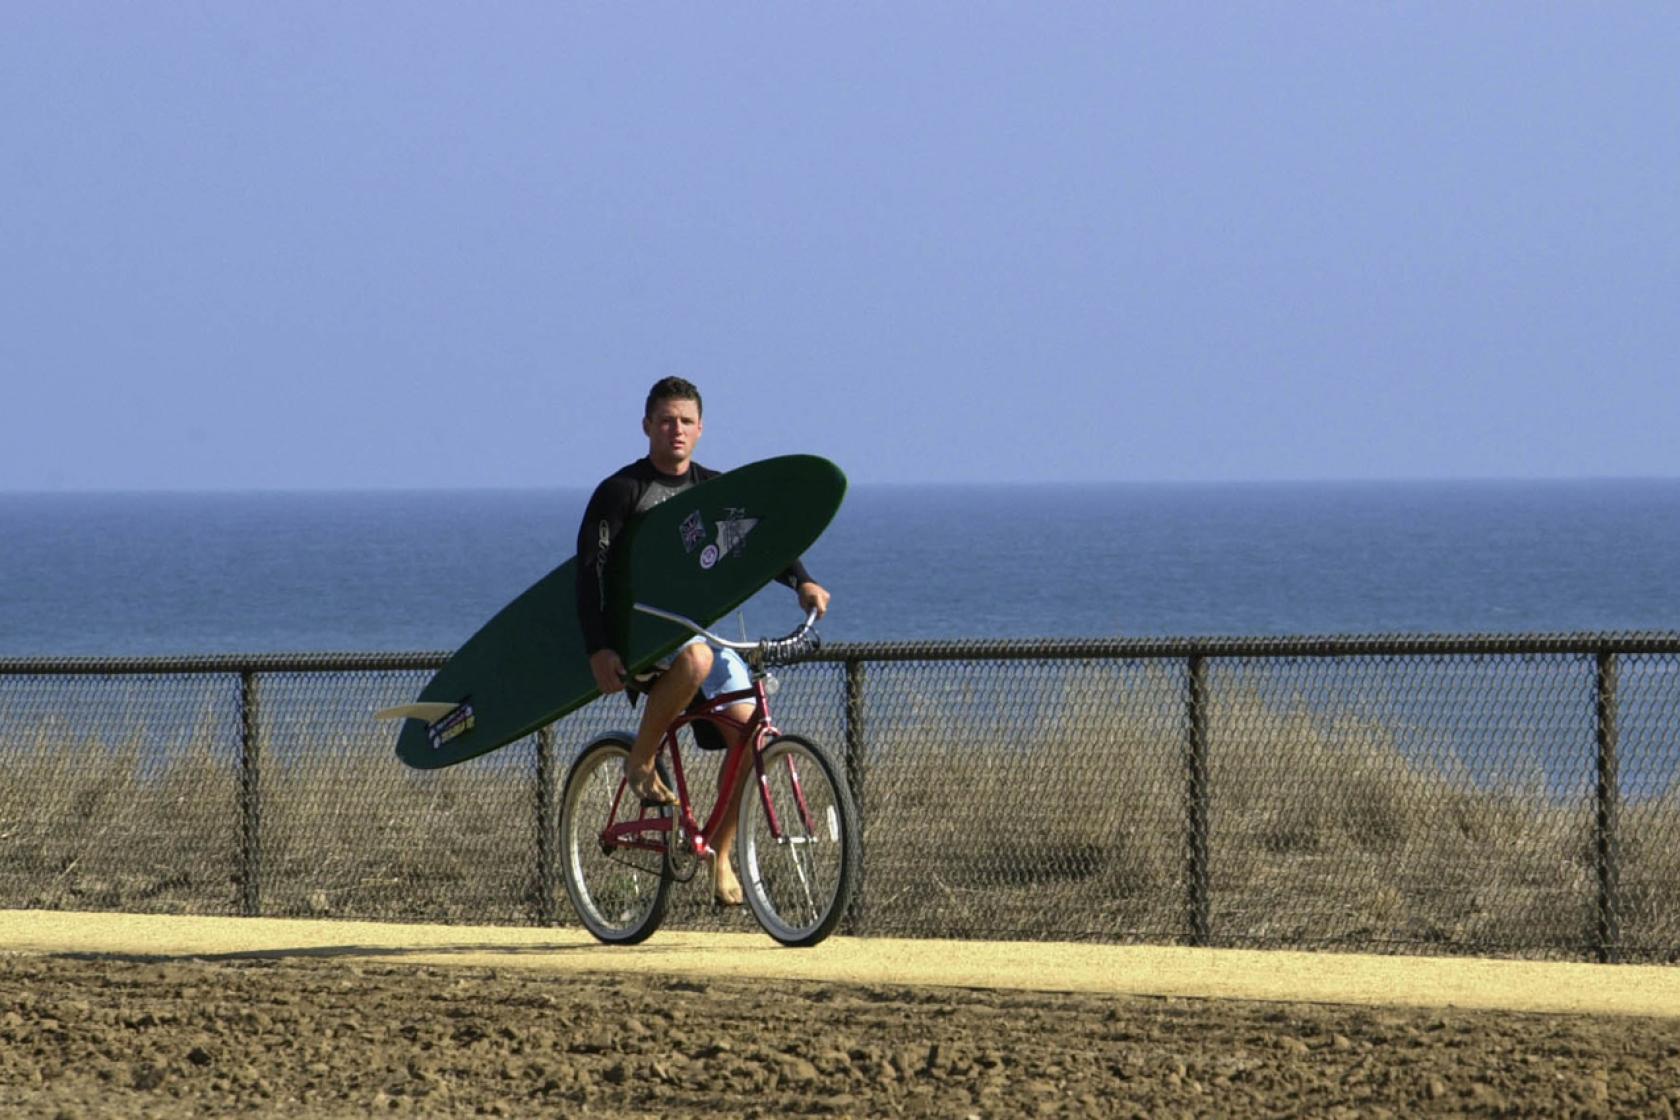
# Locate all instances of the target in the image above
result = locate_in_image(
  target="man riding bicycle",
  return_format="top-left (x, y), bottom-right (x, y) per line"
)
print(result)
top-left (576, 377), bottom-right (830, 906)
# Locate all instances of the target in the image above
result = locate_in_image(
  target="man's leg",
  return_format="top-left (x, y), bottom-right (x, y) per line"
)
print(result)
top-left (707, 701), bottom-right (757, 905)
top-left (624, 642), bottom-right (712, 804)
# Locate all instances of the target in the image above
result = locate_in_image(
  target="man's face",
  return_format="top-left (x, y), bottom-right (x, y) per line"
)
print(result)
top-left (643, 396), bottom-right (703, 471)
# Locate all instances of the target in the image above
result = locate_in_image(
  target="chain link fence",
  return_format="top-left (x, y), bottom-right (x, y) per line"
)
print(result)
top-left (2, 635), bottom-right (1678, 961)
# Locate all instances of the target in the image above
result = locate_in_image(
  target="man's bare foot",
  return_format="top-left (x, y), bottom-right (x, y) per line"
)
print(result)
top-left (712, 857), bottom-right (743, 907)
top-left (625, 765), bottom-right (677, 807)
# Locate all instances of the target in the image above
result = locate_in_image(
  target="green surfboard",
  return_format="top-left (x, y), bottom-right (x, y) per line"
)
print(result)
top-left (383, 454), bottom-right (846, 769)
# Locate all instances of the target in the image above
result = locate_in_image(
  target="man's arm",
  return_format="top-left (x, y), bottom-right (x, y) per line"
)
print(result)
top-left (776, 560), bottom-right (829, 618)
top-left (576, 473), bottom-right (638, 693)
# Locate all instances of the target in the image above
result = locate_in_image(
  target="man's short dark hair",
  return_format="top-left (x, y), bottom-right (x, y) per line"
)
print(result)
top-left (645, 377), bottom-right (702, 419)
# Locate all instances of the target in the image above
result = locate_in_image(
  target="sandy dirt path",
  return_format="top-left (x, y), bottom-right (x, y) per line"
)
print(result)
top-left (3, 910), bottom-right (1679, 1117)
top-left (3, 909), bottom-right (1678, 1017)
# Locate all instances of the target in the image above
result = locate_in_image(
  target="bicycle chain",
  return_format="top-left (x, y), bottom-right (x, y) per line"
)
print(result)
top-left (665, 810), bottom-right (699, 883)
top-left (600, 806), bottom-right (699, 884)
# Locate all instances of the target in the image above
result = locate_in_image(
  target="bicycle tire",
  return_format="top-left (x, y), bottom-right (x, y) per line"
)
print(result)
top-left (738, 734), bottom-right (859, 947)
top-left (559, 736), bottom-right (672, 945)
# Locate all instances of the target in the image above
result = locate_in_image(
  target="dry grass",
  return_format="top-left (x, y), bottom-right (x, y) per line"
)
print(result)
top-left (3, 669), bottom-right (1678, 961)
top-left (846, 664), bottom-right (1680, 960)
top-left (0, 710), bottom-right (237, 913)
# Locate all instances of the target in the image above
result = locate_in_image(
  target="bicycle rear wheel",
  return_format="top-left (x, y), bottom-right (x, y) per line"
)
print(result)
top-left (559, 736), bottom-right (672, 944)
top-left (738, 734), bottom-right (859, 947)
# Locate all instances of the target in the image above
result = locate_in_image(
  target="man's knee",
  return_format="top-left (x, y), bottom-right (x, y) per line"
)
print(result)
top-left (667, 642), bottom-right (712, 688)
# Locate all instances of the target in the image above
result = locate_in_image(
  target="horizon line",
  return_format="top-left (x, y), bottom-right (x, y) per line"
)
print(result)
top-left (4, 473), bottom-right (1679, 498)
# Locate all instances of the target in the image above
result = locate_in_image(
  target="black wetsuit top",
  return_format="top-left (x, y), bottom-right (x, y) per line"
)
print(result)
top-left (575, 458), bottom-right (814, 655)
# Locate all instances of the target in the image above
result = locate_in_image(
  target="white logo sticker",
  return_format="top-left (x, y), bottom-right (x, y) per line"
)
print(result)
top-left (714, 513), bottom-right (759, 557)
top-left (699, 544), bottom-right (719, 570)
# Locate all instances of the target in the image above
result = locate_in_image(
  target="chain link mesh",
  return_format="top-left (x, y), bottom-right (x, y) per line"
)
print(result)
top-left (257, 668), bottom-right (542, 925)
top-left (0, 672), bottom-right (240, 914)
top-left (2, 638), bottom-right (1678, 960)
top-left (1203, 653), bottom-right (1598, 956)
top-left (840, 656), bottom-right (1189, 943)
top-left (1613, 652), bottom-right (1680, 960)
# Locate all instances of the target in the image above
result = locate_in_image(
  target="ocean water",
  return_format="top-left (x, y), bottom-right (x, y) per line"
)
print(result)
top-left (2, 480), bottom-right (1679, 657)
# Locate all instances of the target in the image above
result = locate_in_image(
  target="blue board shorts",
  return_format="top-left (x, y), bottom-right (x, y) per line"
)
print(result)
top-left (657, 636), bottom-right (754, 703)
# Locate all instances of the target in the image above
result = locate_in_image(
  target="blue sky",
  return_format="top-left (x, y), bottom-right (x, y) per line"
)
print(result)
top-left (5, 4), bottom-right (1677, 490)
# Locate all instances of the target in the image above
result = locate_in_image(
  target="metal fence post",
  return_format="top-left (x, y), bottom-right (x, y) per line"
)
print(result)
top-left (843, 657), bottom-right (867, 931)
top-left (1185, 654), bottom-right (1211, 947)
top-left (1595, 650), bottom-right (1621, 964)
top-left (238, 670), bottom-right (261, 917)
top-left (536, 726), bottom-right (559, 926)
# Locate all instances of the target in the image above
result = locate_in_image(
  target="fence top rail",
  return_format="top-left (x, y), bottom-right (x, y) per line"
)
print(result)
top-left (4, 631), bottom-right (1680, 676)
top-left (0, 652), bottom-right (452, 675)
top-left (810, 631), bottom-right (1680, 662)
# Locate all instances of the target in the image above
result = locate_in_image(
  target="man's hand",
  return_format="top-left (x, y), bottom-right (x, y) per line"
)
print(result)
top-left (590, 648), bottom-right (627, 694)
top-left (797, 581), bottom-right (831, 620)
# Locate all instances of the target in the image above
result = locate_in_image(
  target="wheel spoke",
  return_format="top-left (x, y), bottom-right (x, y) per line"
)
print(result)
top-left (739, 735), bottom-right (858, 947)
top-left (559, 739), bottom-right (671, 944)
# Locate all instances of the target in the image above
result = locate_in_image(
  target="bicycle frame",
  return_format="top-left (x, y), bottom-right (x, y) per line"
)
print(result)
top-left (561, 603), bottom-right (855, 947)
top-left (590, 602), bottom-right (827, 868)
top-left (598, 673), bottom-right (783, 862)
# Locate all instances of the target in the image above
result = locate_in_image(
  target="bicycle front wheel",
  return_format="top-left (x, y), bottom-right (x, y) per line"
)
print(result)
top-left (738, 734), bottom-right (859, 947)
top-left (559, 736), bottom-right (672, 945)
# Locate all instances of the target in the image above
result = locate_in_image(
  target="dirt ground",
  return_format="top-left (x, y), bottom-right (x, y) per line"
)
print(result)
top-left (3, 952), bottom-right (1679, 1119)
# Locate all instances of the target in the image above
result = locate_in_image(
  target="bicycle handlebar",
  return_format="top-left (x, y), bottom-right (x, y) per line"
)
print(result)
top-left (631, 602), bottom-right (822, 664)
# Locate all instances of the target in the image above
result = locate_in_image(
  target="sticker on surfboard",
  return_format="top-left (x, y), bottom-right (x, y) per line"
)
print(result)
top-left (375, 699), bottom-right (476, 751)
top-left (699, 510), bottom-right (758, 570)
top-left (425, 701), bottom-right (476, 750)
top-left (679, 510), bottom-right (706, 553)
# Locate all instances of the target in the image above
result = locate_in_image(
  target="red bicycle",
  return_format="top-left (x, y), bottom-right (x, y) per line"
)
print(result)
top-left (558, 604), bottom-right (860, 947)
